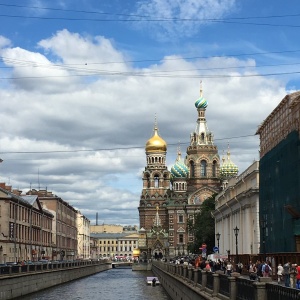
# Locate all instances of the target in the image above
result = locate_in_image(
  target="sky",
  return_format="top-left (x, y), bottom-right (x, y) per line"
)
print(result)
top-left (0, 0), bottom-right (299, 226)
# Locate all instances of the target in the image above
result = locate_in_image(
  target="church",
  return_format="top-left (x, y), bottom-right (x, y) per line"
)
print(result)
top-left (137, 86), bottom-right (239, 259)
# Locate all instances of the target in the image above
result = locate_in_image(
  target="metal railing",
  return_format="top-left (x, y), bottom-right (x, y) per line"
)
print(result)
top-left (0, 260), bottom-right (107, 276)
top-left (152, 261), bottom-right (300, 300)
top-left (266, 283), bottom-right (300, 300)
top-left (236, 277), bottom-right (255, 300)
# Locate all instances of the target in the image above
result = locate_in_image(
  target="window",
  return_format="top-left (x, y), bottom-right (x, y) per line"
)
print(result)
top-left (179, 234), bottom-right (183, 244)
top-left (212, 160), bottom-right (217, 177)
top-left (190, 161), bottom-right (195, 177)
top-left (154, 175), bottom-right (159, 188)
top-left (178, 215), bottom-right (183, 223)
top-left (201, 160), bottom-right (207, 177)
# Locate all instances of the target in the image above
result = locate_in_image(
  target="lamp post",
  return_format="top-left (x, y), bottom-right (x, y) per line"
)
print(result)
top-left (216, 233), bottom-right (221, 253)
top-left (233, 226), bottom-right (239, 271)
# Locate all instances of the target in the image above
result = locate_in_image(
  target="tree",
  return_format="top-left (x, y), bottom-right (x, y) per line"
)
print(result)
top-left (194, 194), bottom-right (216, 254)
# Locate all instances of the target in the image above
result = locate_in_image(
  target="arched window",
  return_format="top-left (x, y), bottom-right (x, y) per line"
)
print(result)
top-left (154, 175), bottom-right (159, 188)
top-left (190, 161), bottom-right (195, 177)
top-left (201, 160), bottom-right (207, 177)
top-left (146, 174), bottom-right (150, 188)
top-left (212, 160), bottom-right (217, 177)
top-left (201, 133), bottom-right (205, 142)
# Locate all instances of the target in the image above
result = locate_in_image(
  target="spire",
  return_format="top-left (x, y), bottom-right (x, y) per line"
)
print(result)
top-left (176, 142), bottom-right (182, 162)
top-left (191, 83), bottom-right (213, 146)
top-left (153, 206), bottom-right (161, 227)
top-left (200, 80), bottom-right (203, 97)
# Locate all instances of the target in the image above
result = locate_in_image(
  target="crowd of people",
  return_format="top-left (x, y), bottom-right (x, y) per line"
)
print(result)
top-left (168, 255), bottom-right (242, 275)
top-left (167, 255), bottom-right (300, 290)
top-left (237, 260), bottom-right (300, 289)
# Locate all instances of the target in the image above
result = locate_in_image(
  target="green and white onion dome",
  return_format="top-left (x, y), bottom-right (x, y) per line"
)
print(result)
top-left (220, 150), bottom-right (238, 178)
top-left (195, 95), bottom-right (208, 109)
top-left (171, 151), bottom-right (189, 178)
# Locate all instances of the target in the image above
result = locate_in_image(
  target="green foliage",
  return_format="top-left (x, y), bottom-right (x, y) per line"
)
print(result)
top-left (193, 194), bottom-right (216, 254)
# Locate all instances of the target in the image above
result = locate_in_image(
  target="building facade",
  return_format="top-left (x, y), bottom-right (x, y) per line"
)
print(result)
top-left (256, 91), bottom-right (300, 253)
top-left (90, 232), bottom-right (139, 259)
top-left (77, 212), bottom-right (90, 259)
top-left (26, 189), bottom-right (78, 261)
top-left (0, 183), bottom-right (53, 263)
top-left (138, 87), bottom-right (225, 258)
top-left (213, 160), bottom-right (260, 258)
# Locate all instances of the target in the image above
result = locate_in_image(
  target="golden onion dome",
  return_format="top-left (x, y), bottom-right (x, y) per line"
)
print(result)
top-left (145, 125), bottom-right (167, 153)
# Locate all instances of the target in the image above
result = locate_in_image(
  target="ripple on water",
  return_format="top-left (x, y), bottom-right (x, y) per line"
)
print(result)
top-left (18, 268), bottom-right (172, 300)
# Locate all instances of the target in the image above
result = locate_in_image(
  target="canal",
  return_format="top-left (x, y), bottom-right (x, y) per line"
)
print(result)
top-left (19, 267), bottom-right (172, 300)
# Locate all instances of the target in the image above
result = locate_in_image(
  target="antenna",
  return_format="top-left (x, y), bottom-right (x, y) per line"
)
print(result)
top-left (96, 212), bottom-right (98, 225)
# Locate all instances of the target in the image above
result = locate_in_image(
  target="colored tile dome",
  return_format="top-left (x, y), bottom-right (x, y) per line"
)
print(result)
top-left (220, 148), bottom-right (238, 178)
top-left (145, 126), bottom-right (167, 153)
top-left (171, 150), bottom-right (189, 178)
top-left (195, 96), bottom-right (208, 109)
top-left (220, 162), bottom-right (238, 178)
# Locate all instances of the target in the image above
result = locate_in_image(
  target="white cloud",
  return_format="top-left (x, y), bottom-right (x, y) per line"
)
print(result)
top-left (0, 36), bottom-right (11, 49)
top-left (134, 0), bottom-right (237, 39)
top-left (0, 30), bottom-right (290, 225)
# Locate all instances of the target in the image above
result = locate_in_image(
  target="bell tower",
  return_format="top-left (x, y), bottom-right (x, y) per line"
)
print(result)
top-left (138, 119), bottom-right (171, 231)
top-left (186, 83), bottom-right (221, 203)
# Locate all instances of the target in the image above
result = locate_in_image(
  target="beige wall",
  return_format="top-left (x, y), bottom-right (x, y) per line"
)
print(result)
top-left (91, 224), bottom-right (123, 233)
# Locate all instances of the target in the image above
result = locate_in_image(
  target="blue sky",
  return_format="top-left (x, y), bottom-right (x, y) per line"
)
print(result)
top-left (0, 0), bottom-right (299, 225)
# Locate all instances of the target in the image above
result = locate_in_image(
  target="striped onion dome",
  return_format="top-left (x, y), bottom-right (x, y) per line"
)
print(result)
top-left (220, 148), bottom-right (238, 178)
top-left (195, 95), bottom-right (208, 109)
top-left (171, 150), bottom-right (189, 178)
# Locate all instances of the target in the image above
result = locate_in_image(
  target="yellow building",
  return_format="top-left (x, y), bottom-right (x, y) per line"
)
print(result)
top-left (90, 232), bottom-right (139, 259)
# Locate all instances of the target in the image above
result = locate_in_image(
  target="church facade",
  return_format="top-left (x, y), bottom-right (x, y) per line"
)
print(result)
top-left (138, 87), bottom-right (238, 259)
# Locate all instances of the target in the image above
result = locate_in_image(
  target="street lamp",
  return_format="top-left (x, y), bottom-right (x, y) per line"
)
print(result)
top-left (233, 226), bottom-right (239, 270)
top-left (216, 233), bottom-right (221, 253)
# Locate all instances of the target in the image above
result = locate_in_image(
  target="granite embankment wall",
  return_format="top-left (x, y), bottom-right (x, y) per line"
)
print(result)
top-left (152, 262), bottom-right (211, 300)
top-left (0, 262), bottom-right (111, 300)
top-left (152, 261), bottom-right (300, 300)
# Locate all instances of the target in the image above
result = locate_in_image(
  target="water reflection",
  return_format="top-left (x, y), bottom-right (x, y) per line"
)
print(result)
top-left (20, 268), bottom-right (172, 300)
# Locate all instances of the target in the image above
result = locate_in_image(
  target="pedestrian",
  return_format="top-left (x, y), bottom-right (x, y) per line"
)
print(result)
top-left (249, 262), bottom-right (257, 280)
top-left (296, 264), bottom-right (300, 289)
top-left (283, 262), bottom-right (291, 287)
top-left (256, 261), bottom-right (263, 277)
top-left (226, 261), bottom-right (233, 276)
top-left (237, 262), bottom-right (243, 274)
top-left (277, 263), bottom-right (283, 284)
top-left (262, 261), bottom-right (271, 277)
top-left (290, 264), bottom-right (297, 288)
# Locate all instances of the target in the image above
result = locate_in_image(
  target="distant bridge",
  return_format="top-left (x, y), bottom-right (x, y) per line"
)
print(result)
top-left (111, 261), bottom-right (133, 268)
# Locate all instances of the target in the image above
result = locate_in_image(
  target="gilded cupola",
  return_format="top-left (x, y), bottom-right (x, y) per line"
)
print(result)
top-left (145, 121), bottom-right (167, 153)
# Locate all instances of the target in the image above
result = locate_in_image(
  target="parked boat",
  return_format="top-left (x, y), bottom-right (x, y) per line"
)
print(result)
top-left (146, 277), bottom-right (160, 286)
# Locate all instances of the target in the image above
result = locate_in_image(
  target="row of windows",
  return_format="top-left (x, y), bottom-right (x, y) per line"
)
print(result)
top-left (99, 240), bottom-right (137, 245)
top-left (9, 203), bottom-right (52, 229)
top-left (8, 222), bottom-right (52, 246)
top-left (99, 246), bottom-right (132, 252)
top-left (57, 222), bottom-right (77, 237)
top-left (190, 160), bottom-right (217, 177)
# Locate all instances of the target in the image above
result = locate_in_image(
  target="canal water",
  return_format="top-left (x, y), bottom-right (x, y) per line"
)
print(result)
top-left (20, 267), bottom-right (172, 300)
